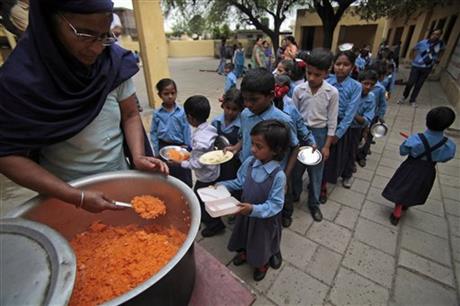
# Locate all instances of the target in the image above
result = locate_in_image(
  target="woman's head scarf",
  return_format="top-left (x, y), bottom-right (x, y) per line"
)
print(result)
top-left (0, 0), bottom-right (139, 156)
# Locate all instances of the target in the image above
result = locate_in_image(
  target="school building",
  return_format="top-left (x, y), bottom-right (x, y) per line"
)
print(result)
top-left (294, 3), bottom-right (460, 113)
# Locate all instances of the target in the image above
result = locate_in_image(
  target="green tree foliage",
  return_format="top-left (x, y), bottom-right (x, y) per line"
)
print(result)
top-left (355, 0), bottom-right (452, 21)
top-left (163, 0), bottom-right (308, 53)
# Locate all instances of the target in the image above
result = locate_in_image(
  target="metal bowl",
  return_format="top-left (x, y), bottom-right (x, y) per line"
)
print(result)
top-left (370, 122), bottom-right (388, 138)
top-left (4, 171), bottom-right (200, 306)
top-left (297, 146), bottom-right (323, 166)
top-left (159, 145), bottom-right (190, 161)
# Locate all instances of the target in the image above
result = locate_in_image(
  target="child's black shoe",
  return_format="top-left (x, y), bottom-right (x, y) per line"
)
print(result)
top-left (269, 252), bottom-right (282, 269)
top-left (282, 216), bottom-right (292, 228)
top-left (232, 252), bottom-right (247, 266)
top-left (389, 213), bottom-right (400, 226)
top-left (253, 265), bottom-right (269, 281)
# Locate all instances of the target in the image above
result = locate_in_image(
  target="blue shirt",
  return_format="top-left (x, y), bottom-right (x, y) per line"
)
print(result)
top-left (372, 81), bottom-right (387, 119)
top-left (355, 55), bottom-right (367, 71)
top-left (282, 96), bottom-right (315, 146)
top-left (239, 104), bottom-right (299, 168)
top-left (234, 49), bottom-right (245, 66)
top-left (219, 157), bottom-right (286, 218)
top-left (412, 39), bottom-right (445, 68)
top-left (224, 71), bottom-right (237, 92)
top-left (211, 114), bottom-right (241, 135)
top-left (400, 129), bottom-right (456, 162)
top-left (150, 103), bottom-right (191, 155)
top-left (352, 92), bottom-right (375, 128)
top-left (327, 75), bottom-right (362, 138)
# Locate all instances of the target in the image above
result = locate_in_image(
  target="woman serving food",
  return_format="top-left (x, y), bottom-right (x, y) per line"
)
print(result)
top-left (0, 0), bottom-right (168, 213)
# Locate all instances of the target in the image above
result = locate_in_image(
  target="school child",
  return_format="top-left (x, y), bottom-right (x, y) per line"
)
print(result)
top-left (343, 70), bottom-right (377, 185)
top-left (274, 59), bottom-right (294, 76)
top-left (291, 48), bottom-right (339, 221)
top-left (224, 63), bottom-right (237, 93)
top-left (357, 63), bottom-right (388, 167)
top-left (233, 43), bottom-right (245, 78)
top-left (218, 120), bottom-right (289, 281)
top-left (321, 50), bottom-right (362, 200)
top-left (179, 95), bottom-right (223, 237)
top-left (150, 78), bottom-right (192, 187)
top-left (211, 88), bottom-right (244, 182)
top-left (274, 74), bottom-right (316, 225)
top-left (382, 107), bottom-right (456, 225)
top-left (225, 68), bottom-right (299, 227)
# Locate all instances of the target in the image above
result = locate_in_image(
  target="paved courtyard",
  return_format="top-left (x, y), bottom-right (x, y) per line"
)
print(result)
top-left (1, 58), bottom-right (459, 305)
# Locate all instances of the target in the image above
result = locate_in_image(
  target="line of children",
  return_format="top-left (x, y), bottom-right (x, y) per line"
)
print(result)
top-left (218, 120), bottom-right (289, 281)
top-left (382, 107), bottom-right (456, 225)
top-left (321, 50), bottom-right (362, 198)
top-left (273, 74), bottom-right (316, 226)
top-left (291, 48), bottom-right (339, 221)
top-left (357, 62), bottom-right (388, 167)
top-left (225, 68), bottom-right (300, 229)
top-left (150, 78), bottom-right (192, 187)
top-left (344, 70), bottom-right (377, 182)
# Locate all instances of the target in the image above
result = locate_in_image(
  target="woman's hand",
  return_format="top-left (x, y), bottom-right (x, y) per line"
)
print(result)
top-left (133, 155), bottom-right (169, 175)
top-left (81, 190), bottom-right (125, 213)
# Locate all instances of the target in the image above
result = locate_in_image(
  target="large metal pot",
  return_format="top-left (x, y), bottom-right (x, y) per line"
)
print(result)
top-left (4, 171), bottom-right (201, 306)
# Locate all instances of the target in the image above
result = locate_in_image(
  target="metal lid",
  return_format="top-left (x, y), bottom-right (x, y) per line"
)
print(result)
top-left (0, 218), bottom-right (76, 306)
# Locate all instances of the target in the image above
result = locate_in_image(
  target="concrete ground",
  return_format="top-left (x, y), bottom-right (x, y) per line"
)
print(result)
top-left (1, 57), bottom-right (459, 305)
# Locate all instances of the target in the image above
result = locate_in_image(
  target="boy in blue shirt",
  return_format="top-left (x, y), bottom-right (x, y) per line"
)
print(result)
top-left (225, 68), bottom-right (300, 227)
top-left (343, 70), bottom-right (376, 184)
top-left (224, 63), bottom-right (237, 93)
top-left (357, 63), bottom-right (387, 167)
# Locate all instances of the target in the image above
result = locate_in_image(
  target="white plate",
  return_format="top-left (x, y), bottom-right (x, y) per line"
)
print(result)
top-left (199, 150), bottom-right (234, 165)
top-left (297, 146), bottom-right (322, 166)
top-left (159, 145), bottom-right (190, 162)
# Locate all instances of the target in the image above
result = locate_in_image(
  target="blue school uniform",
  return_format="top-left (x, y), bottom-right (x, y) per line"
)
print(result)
top-left (234, 49), bottom-right (245, 78)
top-left (282, 96), bottom-right (315, 146)
top-left (150, 103), bottom-right (192, 186)
top-left (382, 130), bottom-right (456, 206)
top-left (212, 114), bottom-right (242, 182)
top-left (150, 103), bottom-right (191, 154)
top-left (224, 71), bottom-right (237, 93)
top-left (239, 104), bottom-right (299, 169)
top-left (352, 92), bottom-right (375, 128)
top-left (412, 39), bottom-right (445, 69)
top-left (326, 75), bottom-right (362, 138)
top-left (324, 75), bottom-right (362, 183)
top-left (220, 156), bottom-right (285, 267)
top-left (372, 81), bottom-right (387, 119)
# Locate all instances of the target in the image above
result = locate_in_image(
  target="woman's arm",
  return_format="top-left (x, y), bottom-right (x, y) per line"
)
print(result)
top-left (0, 155), bottom-right (119, 212)
top-left (120, 94), bottom-right (168, 174)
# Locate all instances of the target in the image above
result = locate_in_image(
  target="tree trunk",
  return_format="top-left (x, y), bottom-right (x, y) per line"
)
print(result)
top-left (323, 23), bottom-right (335, 49)
top-left (271, 30), bottom-right (279, 57)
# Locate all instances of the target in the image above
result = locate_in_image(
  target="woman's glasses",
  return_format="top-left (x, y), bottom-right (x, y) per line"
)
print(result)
top-left (60, 15), bottom-right (117, 46)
